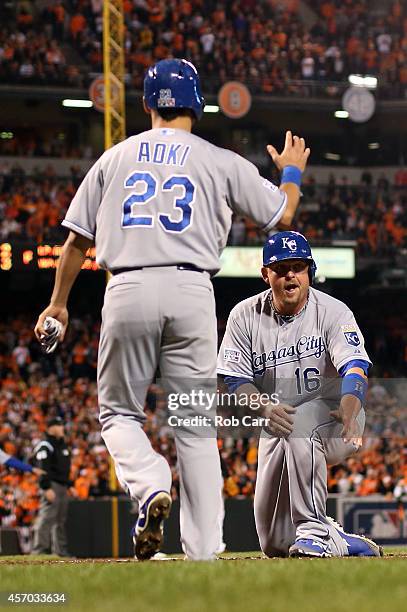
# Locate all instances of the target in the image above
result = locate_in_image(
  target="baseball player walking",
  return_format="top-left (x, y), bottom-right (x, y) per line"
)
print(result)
top-left (218, 231), bottom-right (382, 557)
top-left (34, 59), bottom-right (310, 560)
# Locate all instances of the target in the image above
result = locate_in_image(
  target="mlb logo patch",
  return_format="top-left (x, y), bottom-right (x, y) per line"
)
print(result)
top-left (224, 348), bottom-right (241, 363)
top-left (341, 325), bottom-right (361, 347)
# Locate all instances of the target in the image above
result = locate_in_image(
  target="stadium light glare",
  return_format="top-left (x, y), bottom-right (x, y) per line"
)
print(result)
top-left (325, 153), bottom-right (341, 161)
top-left (334, 110), bottom-right (349, 119)
top-left (62, 99), bottom-right (93, 108)
top-left (204, 105), bottom-right (220, 113)
top-left (368, 142), bottom-right (380, 150)
top-left (348, 74), bottom-right (378, 89)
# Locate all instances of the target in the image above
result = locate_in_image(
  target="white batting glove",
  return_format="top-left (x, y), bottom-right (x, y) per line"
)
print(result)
top-left (39, 316), bottom-right (63, 354)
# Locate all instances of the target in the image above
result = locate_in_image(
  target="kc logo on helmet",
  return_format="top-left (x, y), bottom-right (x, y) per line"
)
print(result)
top-left (282, 238), bottom-right (297, 250)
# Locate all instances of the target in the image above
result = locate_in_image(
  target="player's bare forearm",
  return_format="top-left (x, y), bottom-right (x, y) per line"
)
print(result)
top-left (331, 394), bottom-right (362, 444)
top-left (277, 183), bottom-right (300, 229)
top-left (34, 231), bottom-right (93, 341)
top-left (339, 394), bottom-right (361, 427)
top-left (50, 232), bottom-right (92, 307)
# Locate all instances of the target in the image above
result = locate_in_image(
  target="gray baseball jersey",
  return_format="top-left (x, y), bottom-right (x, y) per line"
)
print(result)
top-left (218, 286), bottom-right (371, 557)
top-left (62, 128), bottom-right (286, 273)
top-left (218, 286), bottom-right (371, 399)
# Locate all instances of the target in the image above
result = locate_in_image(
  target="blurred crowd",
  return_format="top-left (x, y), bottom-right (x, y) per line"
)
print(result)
top-left (327, 380), bottom-right (407, 496)
top-left (297, 172), bottom-right (407, 255)
top-left (0, 314), bottom-right (406, 526)
top-left (0, 315), bottom-right (105, 526)
top-left (307, 0), bottom-right (407, 96)
top-left (0, 164), bottom-right (82, 243)
top-left (0, 0), bottom-right (406, 97)
top-left (1, 162), bottom-right (406, 256)
top-left (0, 132), bottom-right (94, 160)
top-left (0, 2), bottom-right (81, 87)
top-left (229, 172), bottom-right (407, 255)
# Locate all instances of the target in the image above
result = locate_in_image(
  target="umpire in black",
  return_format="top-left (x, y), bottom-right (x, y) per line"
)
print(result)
top-left (31, 416), bottom-right (72, 556)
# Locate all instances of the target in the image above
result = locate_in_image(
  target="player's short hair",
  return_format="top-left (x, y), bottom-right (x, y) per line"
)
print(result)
top-left (156, 108), bottom-right (196, 122)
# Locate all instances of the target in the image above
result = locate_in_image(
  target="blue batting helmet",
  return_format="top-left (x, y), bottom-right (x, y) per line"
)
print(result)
top-left (144, 59), bottom-right (205, 121)
top-left (262, 231), bottom-right (317, 284)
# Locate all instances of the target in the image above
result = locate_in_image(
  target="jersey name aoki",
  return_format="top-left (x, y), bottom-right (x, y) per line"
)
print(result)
top-left (136, 141), bottom-right (191, 167)
top-left (252, 334), bottom-right (326, 372)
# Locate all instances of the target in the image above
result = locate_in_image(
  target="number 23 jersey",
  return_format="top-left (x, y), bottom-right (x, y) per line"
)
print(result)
top-left (63, 128), bottom-right (287, 274)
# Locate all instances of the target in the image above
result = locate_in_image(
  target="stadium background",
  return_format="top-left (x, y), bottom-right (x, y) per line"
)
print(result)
top-left (0, 0), bottom-right (406, 557)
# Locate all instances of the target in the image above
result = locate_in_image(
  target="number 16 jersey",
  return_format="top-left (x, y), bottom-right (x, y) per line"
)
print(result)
top-left (217, 287), bottom-right (371, 406)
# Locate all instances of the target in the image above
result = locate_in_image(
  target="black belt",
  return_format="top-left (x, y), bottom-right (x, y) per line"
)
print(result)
top-left (111, 263), bottom-right (205, 276)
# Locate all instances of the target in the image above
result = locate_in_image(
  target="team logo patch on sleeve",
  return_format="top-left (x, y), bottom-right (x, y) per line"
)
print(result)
top-left (224, 348), bottom-right (241, 363)
top-left (341, 325), bottom-right (361, 347)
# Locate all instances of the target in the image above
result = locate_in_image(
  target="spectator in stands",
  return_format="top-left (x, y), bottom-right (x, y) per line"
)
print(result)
top-left (347, 458), bottom-right (364, 492)
top-left (394, 470), bottom-right (407, 500)
top-left (378, 472), bottom-right (395, 498)
top-left (357, 467), bottom-right (380, 496)
top-left (2, 0), bottom-right (402, 97)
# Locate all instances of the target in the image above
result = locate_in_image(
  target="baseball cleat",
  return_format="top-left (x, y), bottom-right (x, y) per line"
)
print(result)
top-left (289, 538), bottom-right (332, 558)
top-left (327, 516), bottom-right (383, 557)
top-left (132, 491), bottom-right (172, 561)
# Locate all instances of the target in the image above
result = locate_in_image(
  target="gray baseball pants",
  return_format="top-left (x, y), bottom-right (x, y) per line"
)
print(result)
top-left (32, 482), bottom-right (69, 556)
top-left (98, 267), bottom-right (223, 560)
top-left (255, 406), bottom-right (366, 557)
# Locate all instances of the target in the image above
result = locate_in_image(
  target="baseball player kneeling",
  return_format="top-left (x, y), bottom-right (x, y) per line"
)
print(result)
top-left (217, 231), bottom-right (382, 558)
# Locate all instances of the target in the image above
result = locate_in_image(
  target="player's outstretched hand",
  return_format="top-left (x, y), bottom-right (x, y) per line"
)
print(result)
top-left (263, 401), bottom-right (296, 437)
top-left (267, 130), bottom-right (310, 173)
top-left (330, 409), bottom-right (363, 449)
top-left (34, 305), bottom-right (69, 344)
